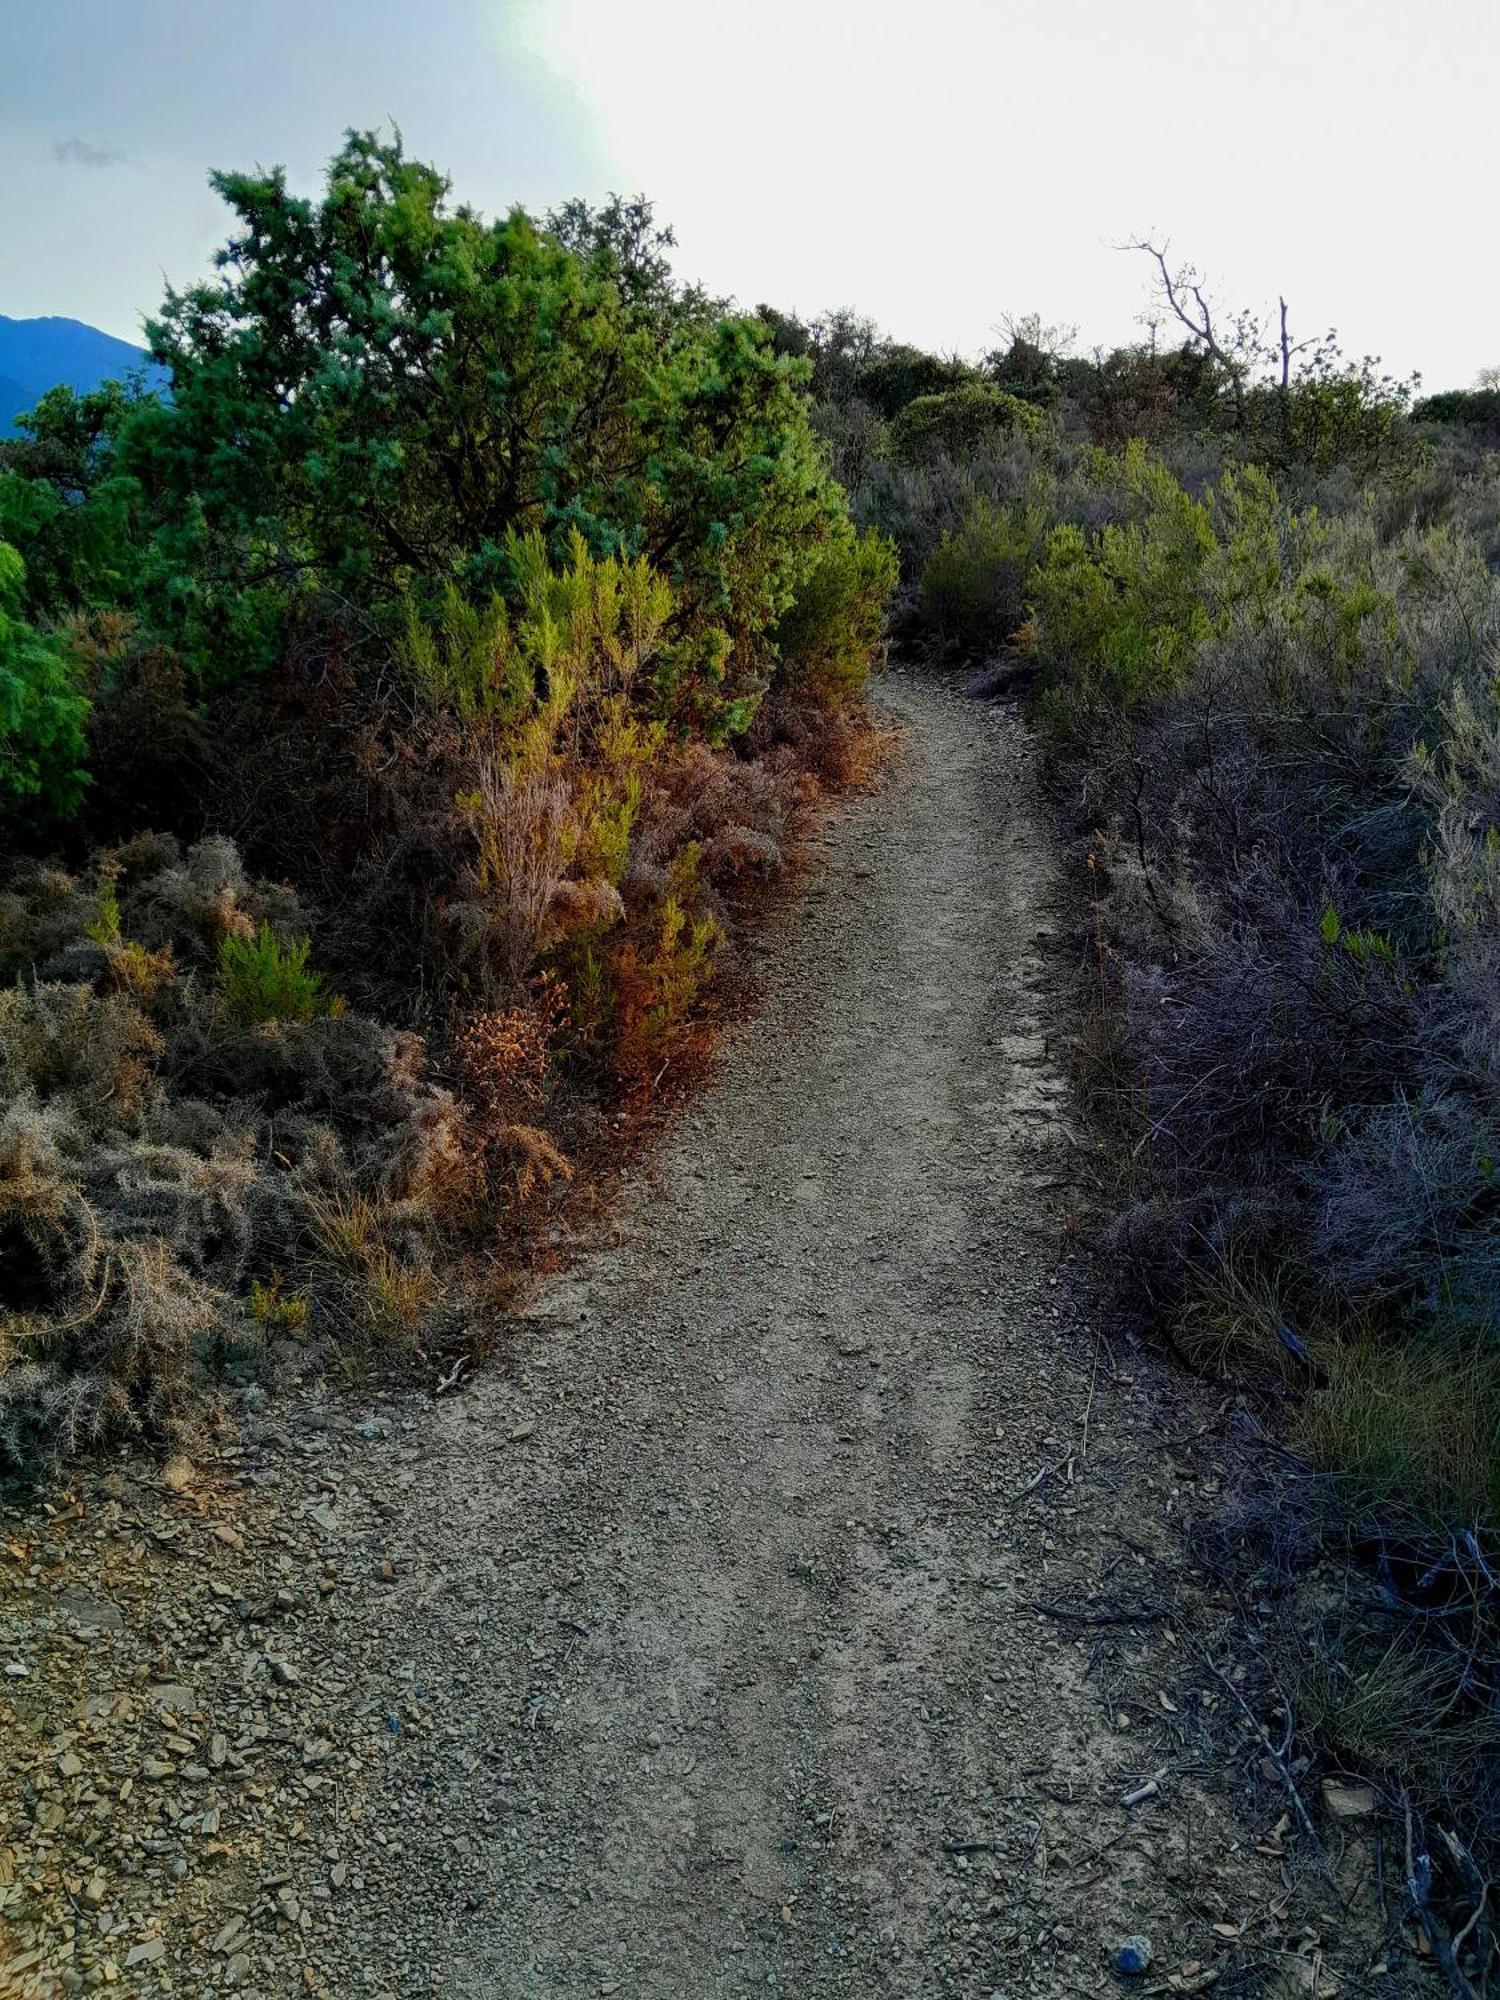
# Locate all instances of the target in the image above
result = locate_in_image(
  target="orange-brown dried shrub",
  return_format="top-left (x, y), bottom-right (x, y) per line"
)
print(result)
top-left (454, 978), bottom-right (573, 1200)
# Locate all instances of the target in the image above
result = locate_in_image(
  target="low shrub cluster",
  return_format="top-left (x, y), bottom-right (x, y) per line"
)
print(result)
top-left (917, 496), bottom-right (1049, 656)
top-left (1415, 385), bottom-right (1500, 444)
top-left (1027, 439), bottom-right (1500, 1869)
top-left (0, 834), bottom-right (451, 1460)
top-left (762, 274), bottom-right (1500, 1890)
top-left (888, 384), bottom-right (1044, 465)
top-left (764, 266), bottom-right (1453, 676)
top-left (0, 137), bottom-right (895, 1469)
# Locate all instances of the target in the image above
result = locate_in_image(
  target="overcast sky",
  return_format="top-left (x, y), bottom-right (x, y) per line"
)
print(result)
top-left (1, 0), bottom-right (1494, 387)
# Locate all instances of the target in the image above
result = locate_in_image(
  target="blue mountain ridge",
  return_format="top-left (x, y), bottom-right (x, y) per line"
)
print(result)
top-left (0, 314), bottom-right (169, 434)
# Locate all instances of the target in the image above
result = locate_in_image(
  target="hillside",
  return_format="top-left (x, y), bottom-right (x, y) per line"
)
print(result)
top-left (0, 374), bottom-right (38, 431)
top-left (0, 313), bottom-right (166, 432)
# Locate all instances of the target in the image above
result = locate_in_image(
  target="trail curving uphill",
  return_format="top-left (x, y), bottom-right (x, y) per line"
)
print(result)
top-left (3, 673), bottom-right (1385, 1999)
top-left (344, 672), bottom-right (1324, 1997)
top-left (2, 676), bottom-right (1400, 2000)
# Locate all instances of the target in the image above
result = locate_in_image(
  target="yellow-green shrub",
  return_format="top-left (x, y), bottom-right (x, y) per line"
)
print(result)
top-left (773, 526), bottom-right (897, 708)
top-left (216, 923), bottom-right (343, 1026)
top-left (891, 384), bottom-right (1044, 465)
top-left (1031, 442), bottom-right (1215, 723)
top-left (918, 496), bottom-right (1049, 655)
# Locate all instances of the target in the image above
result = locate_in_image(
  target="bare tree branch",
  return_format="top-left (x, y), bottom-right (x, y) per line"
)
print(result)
top-left (1126, 239), bottom-right (1249, 430)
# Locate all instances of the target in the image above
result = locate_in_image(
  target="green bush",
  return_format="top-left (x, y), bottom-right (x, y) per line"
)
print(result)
top-left (1246, 368), bottom-right (1415, 478)
top-left (918, 497), bottom-right (1048, 655)
top-left (0, 542), bottom-right (90, 816)
top-left (131, 133), bottom-right (845, 735)
top-left (854, 345), bottom-right (978, 419)
top-left (216, 923), bottom-right (342, 1025)
top-left (1413, 386), bottom-right (1500, 431)
top-left (0, 384), bottom-right (148, 617)
top-left (890, 385), bottom-right (1044, 466)
top-left (399, 530), bottom-right (673, 730)
top-left (773, 526), bottom-right (897, 707)
top-left (0, 132), bottom-right (877, 793)
top-left (1030, 442), bottom-right (1215, 723)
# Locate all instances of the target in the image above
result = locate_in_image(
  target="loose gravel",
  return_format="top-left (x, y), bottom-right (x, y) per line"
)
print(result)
top-left (2, 673), bottom-right (1403, 1998)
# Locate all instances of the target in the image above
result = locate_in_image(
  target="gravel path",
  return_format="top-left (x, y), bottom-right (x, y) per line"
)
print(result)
top-left (2, 672), bottom-right (1391, 1999)
top-left (346, 673), bottom-right (1324, 1996)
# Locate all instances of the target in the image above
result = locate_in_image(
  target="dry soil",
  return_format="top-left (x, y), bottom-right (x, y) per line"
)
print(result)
top-left (1, 673), bottom-right (1398, 2000)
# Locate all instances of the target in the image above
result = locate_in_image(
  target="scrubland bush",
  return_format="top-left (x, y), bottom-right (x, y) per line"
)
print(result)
top-left (890, 384), bottom-right (1044, 466)
top-left (1025, 420), bottom-right (1500, 1856)
top-left (810, 397), bottom-right (889, 491)
top-left (773, 528), bottom-right (897, 707)
top-left (853, 345), bottom-right (978, 419)
top-left (918, 497), bottom-right (1048, 655)
top-left (1051, 476), bottom-right (1500, 1393)
top-left (0, 132), bottom-right (892, 807)
top-left (0, 542), bottom-right (89, 815)
top-left (859, 440), bottom-right (1035, 582)
top-left (0, 833), bottom-right (476, 1464)
top-left (217, 926), bottom-right (342, 1026)
top-left (1029, 443), bottom-right (1217, 722)
top-left (0, 136), bottom-right (894, 1470)
top-left (1413, 386), bottom-right (1500, 441)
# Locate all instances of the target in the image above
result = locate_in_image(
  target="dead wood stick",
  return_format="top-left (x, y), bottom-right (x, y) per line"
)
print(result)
top-left (1010, 1455), bottom-right (1071, 1503)
top-left (1440, 1826), bottom-right (1495, 1983)
top-left (1027, 1601), bottom-right (1167, 1627)
top-left (1406, 1797), bottom-right (1483, 2000)
top-left (1199, 1647), bottom-right (1323, 1864)
top-left (1080, 1328), bottom-right (1103, 1462)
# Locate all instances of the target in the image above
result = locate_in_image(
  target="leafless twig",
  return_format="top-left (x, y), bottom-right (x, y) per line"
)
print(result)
top-left (1028, 1601), bottom-right (1167, 1627)
top-left (1198, 1644), bottom-right (1323, 1863)
top-left (1405, 1795), bottom-right (1485, 1999)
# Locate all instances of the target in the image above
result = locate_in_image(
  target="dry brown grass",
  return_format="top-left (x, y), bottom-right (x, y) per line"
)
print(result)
top-left (455, 757), bottom-right (577, 995)
top-left (304, 1187), bottom-right (438, 1348)
top-left (0, 658), bottom-right (888, 1468)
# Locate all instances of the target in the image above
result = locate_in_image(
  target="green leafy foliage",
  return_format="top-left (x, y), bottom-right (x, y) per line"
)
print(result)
top-left (772, 526), bottom-right (898, 708)
top-left (918, 496), bottom-right (1048, 656)
top-left (0, 134), bottom-right (890, 819)
top-left (1246, 367), bottom-right (1415, 478)
top-left (1030, 443), bottom-right (1215, 720)
top-left (216, 923), bottom-right (342, 1025)
top-left (0, 541), bottom-right (90, 816)
top-left (852, 344), bottom-right (978, 419)
top-left (1413, 386), bottom-right (1500, 433)
top-left (890, 384), bottom-right (1044, 466)
top-left (0, 384), bottom-right (149, 615)
top-left (127, 132), bottom-right (847, 731)
top-left (399, 529), bottom-right (673, 736)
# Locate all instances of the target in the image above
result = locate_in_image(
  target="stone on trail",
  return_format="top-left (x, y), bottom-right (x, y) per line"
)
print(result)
top-left (1115, 1933), bottom-right (1153, 1975)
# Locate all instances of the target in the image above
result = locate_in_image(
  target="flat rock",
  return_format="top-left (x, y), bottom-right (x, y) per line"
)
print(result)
top-left (53, 1586), bottom-right (124, 1635)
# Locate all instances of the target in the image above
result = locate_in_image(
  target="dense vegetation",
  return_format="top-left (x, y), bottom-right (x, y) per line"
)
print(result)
top-left (5, 131), bottom-right (1498, 1958)
top-left (0, 133), bottom-right (894, 1466)
top-left (768, 272), bottom-right (1500, 1939)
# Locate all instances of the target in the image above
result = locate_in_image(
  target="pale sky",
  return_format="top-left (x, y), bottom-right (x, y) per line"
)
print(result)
top-left (1, 0), bottom-right (1495, 388)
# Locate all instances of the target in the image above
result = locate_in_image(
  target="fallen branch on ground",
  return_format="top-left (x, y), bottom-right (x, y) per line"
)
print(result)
top-left (1198, 1643), bottom-right (1323, 1864)
top-left (1027, 1601), bottom-right (1168, 1626)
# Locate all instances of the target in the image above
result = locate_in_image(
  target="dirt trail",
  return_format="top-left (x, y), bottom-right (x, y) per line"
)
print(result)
top-left (345, 672), bottom-right (1318, 1997)
top-left (2, 673), bottom-right (1385, 2000)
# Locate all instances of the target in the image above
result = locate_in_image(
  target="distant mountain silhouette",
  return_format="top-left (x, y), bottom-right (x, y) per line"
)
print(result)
top-left (0, 314), bottom-right (168, 434)
top-left (0, 375), bottom-right (38, 432)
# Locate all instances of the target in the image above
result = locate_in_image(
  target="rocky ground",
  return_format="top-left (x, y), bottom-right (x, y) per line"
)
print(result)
top-left (2, 673), bottom-right (1418, 1997)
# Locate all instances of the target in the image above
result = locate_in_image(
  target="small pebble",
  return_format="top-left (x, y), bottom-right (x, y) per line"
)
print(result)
top-left (1116, 1933), bottom-right (1153, 1976)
